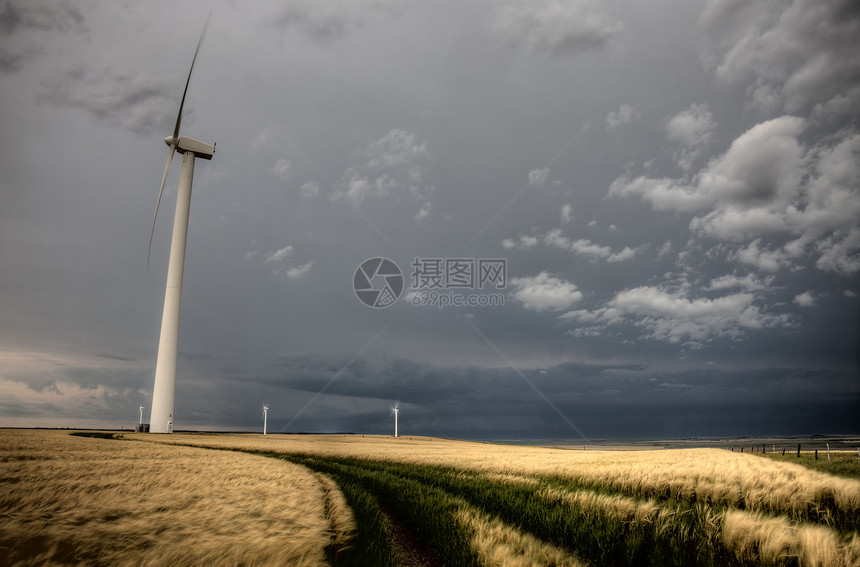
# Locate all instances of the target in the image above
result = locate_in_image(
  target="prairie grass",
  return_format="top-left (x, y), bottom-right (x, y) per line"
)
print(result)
top-left (135, 433), bottom-right (860, 527)
top-left (6, 430), bottom-right (860, 566)
top-left (283, 454), bottom-right (482, 566)
top-left (0, 430), bottom-right (353, 566)
top-left (284, 452), bottom-right (587, 566)
top-left (456, 507), bottom-right (585, 567)
top-left (137, 433), bottom-right (860, 565)
top-left (302, 456), bottom-right (726, 565)
top-left (759, 451), bottom-right (860, 480)
top-left (314, 472), bottom-right (398, 567)
top-left (722, 509), bottom-right (849, 567)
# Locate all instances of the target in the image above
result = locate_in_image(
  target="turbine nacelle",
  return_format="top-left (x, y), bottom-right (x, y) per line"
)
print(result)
top-left (164, 135), bottom-right (215, 160)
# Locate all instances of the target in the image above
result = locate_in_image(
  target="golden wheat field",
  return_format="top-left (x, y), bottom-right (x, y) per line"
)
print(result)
top-left (2, 429), bottom-right (859, 566)
top-left (0, 430), bottom-right (353, 567)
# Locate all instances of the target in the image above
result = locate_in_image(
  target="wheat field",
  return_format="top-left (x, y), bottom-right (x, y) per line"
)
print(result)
top-left (2, 430), bottom-right (859, 566)
top-left (129, 432), bottom-right (860, 526)
top-left (0, 430), bottom-right (353, 567)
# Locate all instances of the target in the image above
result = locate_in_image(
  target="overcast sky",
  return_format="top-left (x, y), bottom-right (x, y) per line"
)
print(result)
top-left (1, 0), bottom-right (858, 439)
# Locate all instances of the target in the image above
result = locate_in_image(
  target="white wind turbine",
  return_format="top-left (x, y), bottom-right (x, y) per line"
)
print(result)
top-left (391, 401), bottom-right (399, 438)
top-left (262, 403), bottom-right (269, 435)
top-left (148, 17), bottom-right (215, 434)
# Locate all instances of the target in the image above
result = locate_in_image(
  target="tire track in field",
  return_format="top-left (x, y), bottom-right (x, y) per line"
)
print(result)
top-left (379, 506), bottom-right (444, 567)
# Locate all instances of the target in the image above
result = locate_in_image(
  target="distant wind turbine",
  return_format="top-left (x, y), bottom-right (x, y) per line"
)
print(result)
top-left (138, 405), bottom-right (144, 431)
top-left (148, 16), bottom-right (215, 434)
top-left (391, 401), bottom-right (399, 438)
top-left (262, 403), bottom-right (269, 435)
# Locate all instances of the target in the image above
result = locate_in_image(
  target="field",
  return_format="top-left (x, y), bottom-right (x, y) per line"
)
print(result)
top-left (2, 430), bottom-right (859, 566)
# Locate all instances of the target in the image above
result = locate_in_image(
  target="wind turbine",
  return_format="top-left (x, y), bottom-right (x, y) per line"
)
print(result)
top-left (148, 17), bottom-right (215, 434)
top-left (391, 401), bottom-right (399, 438)
top-left (138, 406), bottom-right (144, 432)
top-left (262, 403), bottom-right (269, 435)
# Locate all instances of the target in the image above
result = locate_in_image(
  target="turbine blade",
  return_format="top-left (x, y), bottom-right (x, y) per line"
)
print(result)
top-left (148, 13), bottom-right (211, 270)
top-left (173, 12), bottom-right (211, 140)
top-left (147, 143), bottom-right (176, 270)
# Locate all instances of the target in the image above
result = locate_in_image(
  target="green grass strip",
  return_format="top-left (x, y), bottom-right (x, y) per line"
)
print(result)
top-left (263, 454), bottom-right (743, 567)
top-left (68, 431), bottom-right (119, 440)
top-left (322, 473), bottom-right (399, 567)
top-left (343, 457), bottom-right (739, 567)
top-left (758, 452), bottom-right (860, 481)
top-left (280, 454), bottom-right (480, 567)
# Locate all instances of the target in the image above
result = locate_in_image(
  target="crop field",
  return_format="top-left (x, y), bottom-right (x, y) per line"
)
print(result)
top-left (2, 430), bottom-right (859, 566)
top-left (0, 430), bottom-right (354, 567)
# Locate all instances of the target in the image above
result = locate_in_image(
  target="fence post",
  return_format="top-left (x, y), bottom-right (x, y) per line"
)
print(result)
top-left (827, 443), bottom-right (831, 462)
top-left (815, 449), bottom-right (818, 460)
top-left (782, 448), bottom-right (786, 455)
top-left (740, 447), bottom-right (744, 453)
top-left (797, 444), bottom-right (801, 457)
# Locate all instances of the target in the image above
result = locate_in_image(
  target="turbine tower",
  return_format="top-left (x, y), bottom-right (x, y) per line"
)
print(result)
top-left (262, 403), bottom-right (269, 435)
top-left (392, 401), bottom-right (399, 438)
top-left (138, 405), bottom-right (144, 431)
top-left (148, 18), bottom-right (215, 434)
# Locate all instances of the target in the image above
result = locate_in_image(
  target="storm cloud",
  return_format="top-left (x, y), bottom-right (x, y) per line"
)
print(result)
top-left (1, 0), bottom-right (857, 438)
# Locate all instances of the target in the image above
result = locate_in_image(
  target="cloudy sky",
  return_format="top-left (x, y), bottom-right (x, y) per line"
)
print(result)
top-left (1, 0), bottom-right (858, 439)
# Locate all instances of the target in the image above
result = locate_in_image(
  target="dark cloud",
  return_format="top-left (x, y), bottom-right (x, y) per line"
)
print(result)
top-left (38, 68), bottom-right (182, 135)
top-left (493, 0), bottom-right (623, 59)
top-left (0, 0), bottom-right (84, 35)
top-left (0, 0), bottom-right (86, 73)
top-left (271, 6), bottom-right (355, 44)
top-left (0, 0), bottom-right (856, 438)
top-left (0, 48), bottom-right (27, 73)
top-left (128, 354), bottom-right (858, 438)
top-left (5, 372), bottom-right (64, 395)
top-left (699, 0), bottom-right (860, 119)
top-left (63, 366), bottom-right (150, 393)
top-left (96, 353), bottom-right (136, 362)
top-left (5, 365), bottom-right (150, 396)
top-left (0, 397), bottom-right (61, 417)
top-left (269, 0), bottom-right (396, 44)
